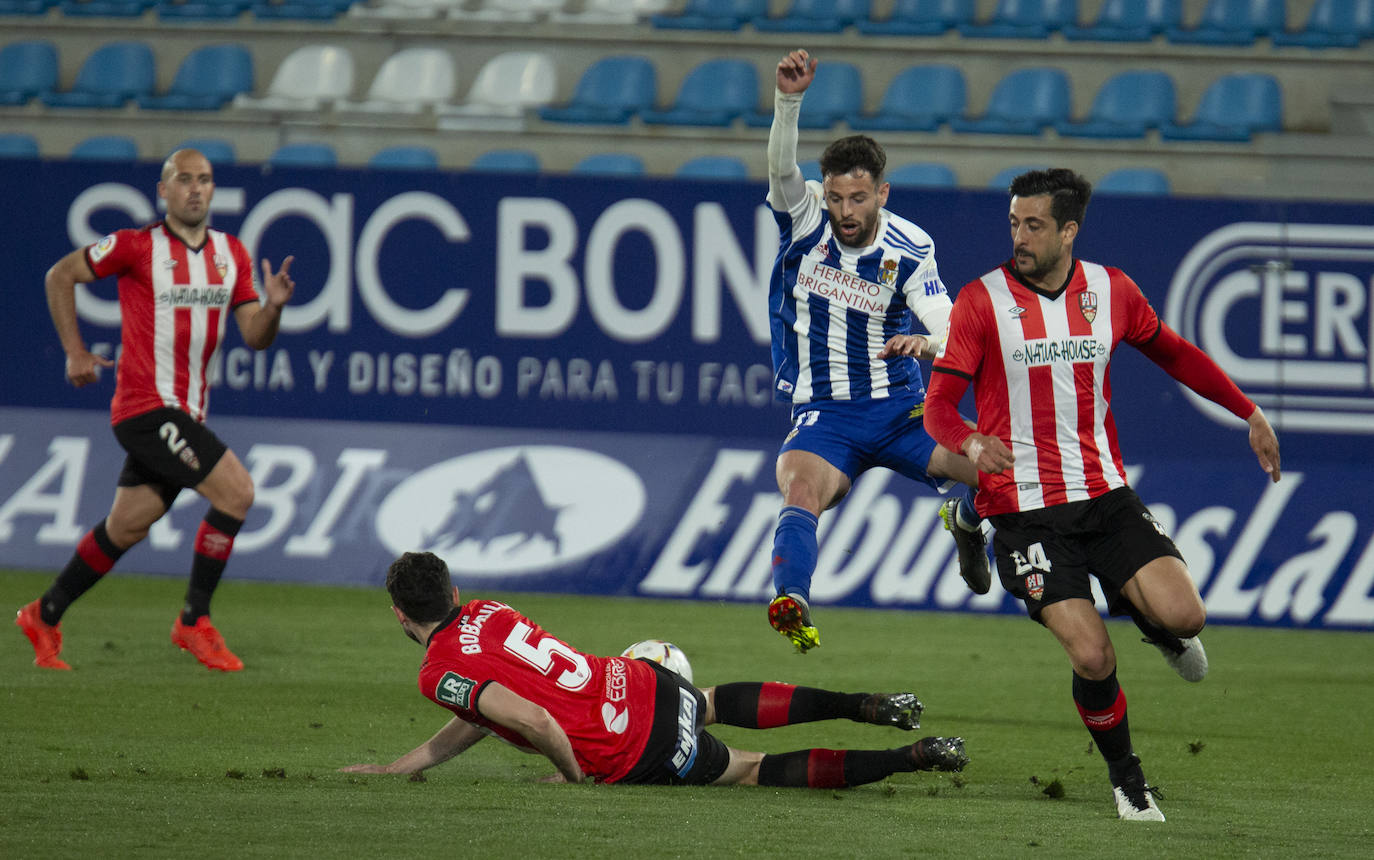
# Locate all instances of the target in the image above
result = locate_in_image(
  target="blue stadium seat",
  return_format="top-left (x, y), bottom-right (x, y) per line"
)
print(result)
top-left (42, 41), bottom-right (155, 108)
top-left (0, 132), bottom-right (40, 158)
top-left (1055, 70), bottom-right (1175, 138)
top-left (59, 0), bottom-right (155, 15)
top-left (1063, 0), bottom-right (1181, 40)
top-left (537, 55), bottom-right (656, 124)
top-left (988, 164), bottom-right (1049, 190)
top-left (676, 155), bottom-right (750, 179)
top-left (253, 0), bottom-right (351, 19)
top-left (1273, 0), bottom-right (1374, 48)
top-left (0, 40), bottom-right (57, 105)
top-left (369, 145), bottom-right (441, 170)
top-left (571, 153), bottom-right (646, 176)
top-left (0, 0), bottom-right (58, 13)
top-left (744, 61), bottom-right (862, 129)
top-left (856, 0), bottom-right (974, 35)
top-left (268, 142), bottom-right (338, 167)
top-left (1095, 167), bottom-right (1171, 194)
top-left (138, 44), bottom-right (253, 110)
top-left (752, 0), bottom-right (871, 32)
top-left (651, 0), bottom-right (766, 29)
top-left (159, 0), bottom-right (251, 19)
top-left (470, 149), bottom-right (541, 172)
top-left (1160, 73), bottom-right (1281, 141)
top-left (959, 0), bottom-right (1078, 38)
top-left (640, 59), bottom-right (758, 127)
top-left (1166, 0), bottom-right (1284, 45)
top-left (847, 64), bottom-right (965, 132)
top-left (171, 138), bottom-right (236, 163)
top-left (799, 160), bottom-right (822, 181)
top-left (886, 162), bottom-right (958, 188)
top-left (70, 136), bottom-right (140, 161)
top-left (950, 67), bottom-right (1071, 135)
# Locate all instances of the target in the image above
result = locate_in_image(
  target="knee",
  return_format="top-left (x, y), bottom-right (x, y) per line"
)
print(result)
top-left (105, 519), bottom-right (150, 549)
top-left (1070, 643), bottom-right (1117, 680)
top-left (224, 480), bottom-right (254, 519)
top-left (1172, 605), bottom-right (1206, 639)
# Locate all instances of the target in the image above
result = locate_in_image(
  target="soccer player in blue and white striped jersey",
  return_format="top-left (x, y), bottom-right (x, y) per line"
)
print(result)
top-left (763, 50), bottom-right (988, 653)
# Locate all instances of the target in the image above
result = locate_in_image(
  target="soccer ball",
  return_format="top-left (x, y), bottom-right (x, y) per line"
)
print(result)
top-left (620, 639), bottom-right (693, 684)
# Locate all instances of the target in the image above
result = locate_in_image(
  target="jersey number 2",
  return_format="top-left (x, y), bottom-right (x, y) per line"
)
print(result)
top-left (504, 622), bottom-right (592, 692)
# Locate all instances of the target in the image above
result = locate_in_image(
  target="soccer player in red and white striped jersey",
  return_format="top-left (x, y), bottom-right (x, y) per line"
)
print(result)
top-left (341, 552), bottom-right (970, 788)
top-left (925, 168), bottom-right (1280, 822)
top-left (15, 149), bottom-right (295, 672)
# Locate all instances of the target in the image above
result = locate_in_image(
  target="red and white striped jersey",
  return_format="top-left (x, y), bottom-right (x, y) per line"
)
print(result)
top-left (85, 222), bottom-right (258, 425)
top-left (934, 259), bottom-right (1159, 516)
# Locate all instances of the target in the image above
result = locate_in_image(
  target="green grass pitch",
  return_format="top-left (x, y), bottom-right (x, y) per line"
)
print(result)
top-left (3, 568), bottom-right (1372, 858)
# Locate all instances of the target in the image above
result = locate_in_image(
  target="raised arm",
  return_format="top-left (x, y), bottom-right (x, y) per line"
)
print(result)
top-left (339, 714), bottom-right (488, 775)
top-left (766, 50), bottom-right (817, 212)
top-left (45, 248), bottom-right (114, 387)
top-left (234, 256), bottom-right (295, 351)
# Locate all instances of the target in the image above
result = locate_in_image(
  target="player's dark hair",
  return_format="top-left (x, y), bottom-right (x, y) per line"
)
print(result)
top-left (1007, 168), bottom-right (1092, 229)
top-left (819, 135), bottom-right (886, 185)
top-left (385, 551), bottom-right (455, 622)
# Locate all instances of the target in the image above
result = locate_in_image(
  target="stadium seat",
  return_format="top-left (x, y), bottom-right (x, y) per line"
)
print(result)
top-left (439, 51), bottom-right (556, 130)
top-left (268, 142), bottom-right (338, 167)
top-left (0, 0), bottom-right (58, 13)
top-left (462, 0), bottom-right (567, 21)
top-left (348, 0), bottom-right (451, 17)
top-left (1166, 0), bottom-right (1284, 45)
top-left (0, 132), bottom-right (40, 158)
top-left (1055, 70), bottom-right (1175, 138)
top-left (651, 0), bottom-right (767, 30)
top-left (537, 55), bottom-right (656, 124)
top-left (958, 0), bottom-right (1078, 38)
top-left (337, 48), bottom-right (455, 113)
top-left (138, 44), bottom-right (253, 110)
top-left (988, 164), bottom-right (1049, 190)
top-left (0, 40), bottom-right (57, 106)
top-left (369, 145), bottom-right (440, 170)
top-left (42, 41), bottom-right (155, 108)
top-left (171, 138), bottom-right (236, 163)
top-left (469, 149), bottom-right (541, 172)
top-left (158, 0), bottom-right (251, 18)
top-left (1063, 0), bottom-right (1181, 41)
top-left (59, 0), bottom-right (155, 15)
top-left (253, 0), bottom-right (352, 19)
top-left (847, 64), bottom-right (965, 132)
top-left (676, 155), bottom-right (751, 179)
top-left (640, 58), bottom-right (758, 127)
top-left (233, 44), bottom-right (354, 111)
top-left (70, 136), bottom-right (140, 161)
top-left (799, 159), bottom-right (821, 181)
top-left (1273, 0), bottom-right (1374, 48)
top-left (1160, 73), bottom-right (1282, 141)
top-left (886, 162), bottom-right (958, 188)
top-left (744, 61), bottom-right (861, 129)
top-left (752, 0), bottom-right (871, 32)
top-left (950, 67), bottom-right (1071, 135)
top-left (856, 0), bottom-right (974, 35)
top-left (571, 153), bottom-right (645, 176)
top-left (1095, 167), bottom-right (1171, 194)
top-left (550, 0), bottom-right (672, 23)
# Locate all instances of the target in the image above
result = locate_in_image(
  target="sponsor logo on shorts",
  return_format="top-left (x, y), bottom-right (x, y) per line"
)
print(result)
top-left (670, 686), bottom-right (699, 776)
top-left (435, 671), bottom-right (477, 709)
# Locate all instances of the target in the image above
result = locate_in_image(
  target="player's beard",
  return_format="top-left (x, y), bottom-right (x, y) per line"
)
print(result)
top-left (1015, 245), bottom-right (1061, 282)
top-left (829, 209), bottom-right (879, 248)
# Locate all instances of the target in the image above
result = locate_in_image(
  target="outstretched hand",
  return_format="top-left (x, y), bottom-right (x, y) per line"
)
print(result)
top-left (1247, 407), bottom-right (1281, 482)
top-left (260, 255), bottom-right (296, 309)
top-left (876, 334), bottom-right (931, 360)
top-left (777, 49), bottom-right (817, 94)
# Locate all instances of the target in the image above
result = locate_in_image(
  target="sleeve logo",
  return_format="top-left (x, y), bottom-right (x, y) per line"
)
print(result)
top-left (89, 234), bottom-right (117, 264)
top-left (435, 671), bottom-right (477, 709)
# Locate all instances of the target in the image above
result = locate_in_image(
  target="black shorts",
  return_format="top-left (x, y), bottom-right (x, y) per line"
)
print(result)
top-left (616, 661), bottom-right (731, 786)
top-left (989, 487), bottom-right (1183, 623)
top-left (113, 408), bottom-right (228, 509)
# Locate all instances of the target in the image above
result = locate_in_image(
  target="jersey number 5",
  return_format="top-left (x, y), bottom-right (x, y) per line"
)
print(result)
top-left (504, 622), bottom-right (593, 692)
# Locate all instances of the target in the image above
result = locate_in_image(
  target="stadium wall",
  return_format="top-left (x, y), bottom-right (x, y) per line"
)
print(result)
top-left (1, 160), bottom-right (1372, 630)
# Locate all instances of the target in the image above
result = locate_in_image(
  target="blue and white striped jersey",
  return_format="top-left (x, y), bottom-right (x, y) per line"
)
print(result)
top-left (767, 178), bottom-right (954, 406)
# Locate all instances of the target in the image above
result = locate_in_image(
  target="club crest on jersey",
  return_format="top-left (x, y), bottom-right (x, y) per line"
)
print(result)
top-left (213, 253), bottom-right (229, 279)
top-left (1025, 572), bottom-right (1045, 601)
top-left (879, 258), bottom-right (899, 287)
top-left (1079, 290), bottom-right (1098, 324)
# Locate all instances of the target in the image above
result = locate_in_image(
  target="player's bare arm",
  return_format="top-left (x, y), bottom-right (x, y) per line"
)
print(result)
top-left (339, 715), bottom-right (487, 775)
top-left (235, 256), bottom-right (295, 350)
top-left (1247, 406), bottom-right (1281, 482)
top-left (876, 334), bottom-right (933, 361)
top-left (777, 49), bottom-right (816, 94)
top-left (476, 682), bottom-right (586, 784)
top-left (45, 247), bottom-right (113, 387)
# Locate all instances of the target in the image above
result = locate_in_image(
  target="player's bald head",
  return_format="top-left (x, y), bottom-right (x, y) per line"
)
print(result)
top-left (162, 149), bottom-right (212, 182)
